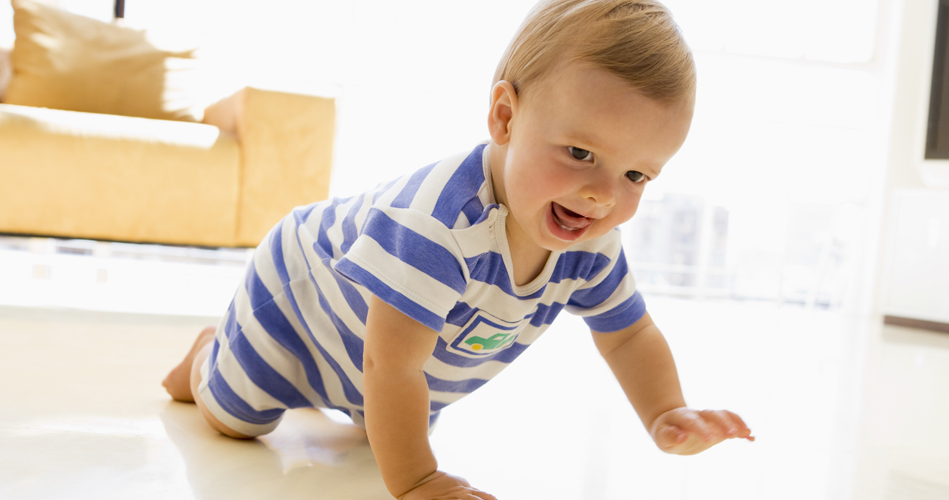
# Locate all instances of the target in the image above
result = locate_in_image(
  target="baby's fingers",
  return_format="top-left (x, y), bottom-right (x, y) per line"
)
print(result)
top-left (698, 410), bottom-right (748, 441)
top-left (702, 409), bottom-right (755, 441)
top-left (672, 409), bottom-right (719, 442)
top-left (469, 490), bottom-right (498, 500)
top-left (655, 424), bottom-right (688, 450)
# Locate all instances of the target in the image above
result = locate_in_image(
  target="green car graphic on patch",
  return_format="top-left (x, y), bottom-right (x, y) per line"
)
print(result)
top-left (464, 333), bottom-right (514, 352)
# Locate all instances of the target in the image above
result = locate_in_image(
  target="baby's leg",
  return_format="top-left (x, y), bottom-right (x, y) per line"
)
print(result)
top-left (162, 326), bottom-right (252, 439)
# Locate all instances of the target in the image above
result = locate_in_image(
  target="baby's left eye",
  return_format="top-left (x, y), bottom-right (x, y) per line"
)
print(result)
top-left (568, 147), bottom-right (593, 161)
top-left (626, 171), bottom-right (646, 183)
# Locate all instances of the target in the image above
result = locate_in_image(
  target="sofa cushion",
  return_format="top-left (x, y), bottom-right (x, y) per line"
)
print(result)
top-left (5, 0), bottom-right (203, 122)
top-left (0, 46), bottom-right (10, 102)
top-left (0, 103), bottom-right (241, 246)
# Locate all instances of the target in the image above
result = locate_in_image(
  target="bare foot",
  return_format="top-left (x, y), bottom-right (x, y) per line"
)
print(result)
top-left (163, 326), bottom-right (217, 402)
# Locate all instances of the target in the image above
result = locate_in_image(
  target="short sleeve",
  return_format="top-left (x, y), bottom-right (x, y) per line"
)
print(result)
top-left (333, 206), bottom-right (468, 332)
top-left (565, 237), bottom-right (646, 333)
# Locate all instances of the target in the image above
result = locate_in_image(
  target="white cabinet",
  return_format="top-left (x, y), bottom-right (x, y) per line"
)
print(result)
top-left (882, 189), bottom-right (949, 324)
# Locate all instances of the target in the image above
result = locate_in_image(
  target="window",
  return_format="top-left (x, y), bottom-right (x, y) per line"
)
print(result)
top-left (927, 0), bottom-right (949, 159)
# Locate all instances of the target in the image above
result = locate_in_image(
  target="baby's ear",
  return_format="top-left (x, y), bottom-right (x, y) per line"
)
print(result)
top-left (488, 81), bottom-right (517, 145)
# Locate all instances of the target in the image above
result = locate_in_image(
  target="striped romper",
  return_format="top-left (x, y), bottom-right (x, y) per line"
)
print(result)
top-left (197, 143), bottom-right (646, 437)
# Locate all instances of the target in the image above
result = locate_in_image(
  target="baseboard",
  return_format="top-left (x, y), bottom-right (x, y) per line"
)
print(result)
top-left (884, 315), bottom-right (949, 334)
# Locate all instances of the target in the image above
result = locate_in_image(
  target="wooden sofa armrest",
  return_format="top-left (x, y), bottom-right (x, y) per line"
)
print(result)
top-left (206, 87), bottom-right (336, 247)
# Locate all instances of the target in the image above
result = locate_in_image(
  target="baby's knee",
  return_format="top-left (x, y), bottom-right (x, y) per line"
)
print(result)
top-left (189, 344), bottom-right (256, 440)
top-left (198, 401), bottom-right (255, 440)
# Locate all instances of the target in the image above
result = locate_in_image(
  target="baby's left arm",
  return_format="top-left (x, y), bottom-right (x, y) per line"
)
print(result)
top-left (591, 312), bottom-right (754, 456)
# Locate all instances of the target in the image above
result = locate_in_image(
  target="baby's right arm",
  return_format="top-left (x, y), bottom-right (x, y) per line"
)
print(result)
top-left (363, 296), bottom-right (497, 500)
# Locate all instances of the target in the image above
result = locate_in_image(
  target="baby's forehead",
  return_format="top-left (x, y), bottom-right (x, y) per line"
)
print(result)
top-left (523, 59), bottom-right (643, 105)
top-left (516, 59), bottom-right (694, 164)
top-left (526, 57), bottom-right (695, 118)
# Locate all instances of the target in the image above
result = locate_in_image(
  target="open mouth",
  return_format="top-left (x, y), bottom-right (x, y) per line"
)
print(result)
top-left (549, 203), bottom-right (594, 240)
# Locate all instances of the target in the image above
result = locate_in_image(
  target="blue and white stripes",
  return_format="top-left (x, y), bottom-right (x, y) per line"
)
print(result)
top-left (197, 144), bottom-right (645, 436)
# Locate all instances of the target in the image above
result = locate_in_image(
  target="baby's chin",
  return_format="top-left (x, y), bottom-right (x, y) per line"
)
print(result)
top-left (536, 224), bottom-right (611, 251)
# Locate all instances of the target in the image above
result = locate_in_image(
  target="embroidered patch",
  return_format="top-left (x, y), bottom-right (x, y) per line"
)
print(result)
top-left (449, 311), bottom-right (522, 357)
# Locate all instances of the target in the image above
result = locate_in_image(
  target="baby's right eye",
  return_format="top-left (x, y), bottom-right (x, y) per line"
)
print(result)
top-left (568, 147), bottom-right (593, 161)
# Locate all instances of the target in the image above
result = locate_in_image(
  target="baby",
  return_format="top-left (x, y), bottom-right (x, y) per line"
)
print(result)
top-left (163, 1), bottom-right (753, 498)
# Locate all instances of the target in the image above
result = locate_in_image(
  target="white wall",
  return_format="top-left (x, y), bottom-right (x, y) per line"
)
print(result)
top-left (0, 2), bottom-right (12, 48)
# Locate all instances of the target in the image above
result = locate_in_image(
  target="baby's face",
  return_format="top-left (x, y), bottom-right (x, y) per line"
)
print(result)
top-left (492, 60), bottom-right (694, 252)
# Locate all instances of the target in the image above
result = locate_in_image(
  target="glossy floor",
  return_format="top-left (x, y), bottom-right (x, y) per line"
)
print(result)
top-left (0, 298), bottom-right (947, 500)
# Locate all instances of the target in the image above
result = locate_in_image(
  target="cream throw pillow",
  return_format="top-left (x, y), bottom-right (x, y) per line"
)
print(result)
top-left (0, 46), bottom-right (11, 102)
top-left (5, 0), bottom-right (202, 121)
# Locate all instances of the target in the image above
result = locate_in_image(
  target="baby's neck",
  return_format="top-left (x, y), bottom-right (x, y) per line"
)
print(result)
top-left (487, 144), bottom-right (551, 286)
top-left (504, 219), bottom-right (552, 287)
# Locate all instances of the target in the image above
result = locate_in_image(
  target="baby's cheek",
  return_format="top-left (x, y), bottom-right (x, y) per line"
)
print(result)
top-left (613, 197), bottom-right (642, 226)
top-left (628, 189), bottom-right (645, 210)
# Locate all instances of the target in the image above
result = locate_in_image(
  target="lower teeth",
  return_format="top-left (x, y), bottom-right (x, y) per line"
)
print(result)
top-left (553, 207), bottom-right (583, 232)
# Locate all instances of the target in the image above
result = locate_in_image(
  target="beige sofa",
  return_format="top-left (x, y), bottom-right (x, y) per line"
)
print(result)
top-left (0, 88), bottom-right (335, 248)
top-left (0, 0), bottom-right (335, 248)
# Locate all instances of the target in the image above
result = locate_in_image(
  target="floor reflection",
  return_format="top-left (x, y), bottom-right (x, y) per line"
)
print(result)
top-left (159, 403), bottom-right (388, 500)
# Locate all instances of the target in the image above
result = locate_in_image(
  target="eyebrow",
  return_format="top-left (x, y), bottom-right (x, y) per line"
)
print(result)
top-left (563, 130), bottom-right (603, 152)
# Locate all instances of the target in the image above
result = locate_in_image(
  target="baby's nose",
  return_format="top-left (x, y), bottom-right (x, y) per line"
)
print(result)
top-left (581, 180), bottom-right (616, 207)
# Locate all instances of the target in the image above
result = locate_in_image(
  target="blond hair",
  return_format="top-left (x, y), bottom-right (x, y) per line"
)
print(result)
top-left (493, 0), bottom-right (695, 103)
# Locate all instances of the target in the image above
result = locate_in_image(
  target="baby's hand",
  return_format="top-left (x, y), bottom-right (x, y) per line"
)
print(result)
top-left (650, 407), bottom-right (754, 456)
top-left (398, 470), bottom-right (497, 500)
